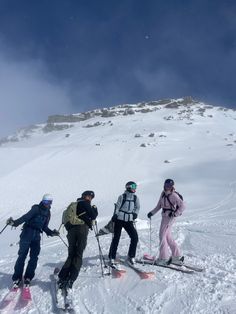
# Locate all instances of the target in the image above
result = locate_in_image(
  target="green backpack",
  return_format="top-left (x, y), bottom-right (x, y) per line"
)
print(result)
top-left (62, 202), bottom-right (85, 225)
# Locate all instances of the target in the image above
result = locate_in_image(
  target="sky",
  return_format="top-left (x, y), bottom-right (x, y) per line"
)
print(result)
top-left (0, 0), bottom-right (236, 136)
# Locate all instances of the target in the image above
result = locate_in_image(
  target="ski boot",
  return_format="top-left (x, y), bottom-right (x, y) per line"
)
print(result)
top-left (169, 256), bottom-right (184, 266)
top-left (126, 257), bottom-right (136, 266)
top-left (12, 279), bottom-right (21, 289)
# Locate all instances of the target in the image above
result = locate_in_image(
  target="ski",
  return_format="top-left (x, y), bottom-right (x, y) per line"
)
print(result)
top-left (22, 285), bottom-right (32, 301)
top-left (170, 261), bottom-right (204, 272)
top-left (52, 267), bottom-right (75, 313)
top-left (109, 264), bottom-right (126, 278)
top-left (143, 254), bottom-right (204, 272)
top-left (119, 259), bottom-right (155, 279)
top-left (0, 286), bottom-right (20, 310)
top-left (64, 288), bottom-right (76, 313)
top-left (136, 259), bottom-right (195, 274)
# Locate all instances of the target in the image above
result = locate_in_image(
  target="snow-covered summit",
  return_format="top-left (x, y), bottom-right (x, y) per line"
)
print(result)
top-left (1, 96), bottom-right (234, 145)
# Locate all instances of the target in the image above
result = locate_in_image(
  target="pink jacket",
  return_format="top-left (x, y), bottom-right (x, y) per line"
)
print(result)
top-left (151, 190), bottom-right (185, 217)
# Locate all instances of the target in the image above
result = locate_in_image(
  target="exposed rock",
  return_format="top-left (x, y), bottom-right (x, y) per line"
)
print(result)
top-left (84, 121), bottom-right (103, 128)
top-left (165, 102), bottom-right (181, 109)
top-left (156, 99), bottom-right (172, 105)
top-left (140, 143), bottom-right (147, 147)
top-left (148, 133), bottom-right (155, 137)
top-left (134, 134), bottom-right (142, 138)
top-left (123, 108), bottom-right (135, 115)
top-left (47, 114), bottom-right (82, 123)
top-left (177, 96), bottom-right (194, 105)
top-left (101, 109), bottom-right (117, 117)
top-left (163, 116), bottom-right (174, 120)
top-left (43, 123), bottom-right (73, 133)
top-left (140, 108), bottom-right (153, 113)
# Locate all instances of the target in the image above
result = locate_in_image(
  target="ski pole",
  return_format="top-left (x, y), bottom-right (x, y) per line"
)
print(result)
top-left (0, 224), bottom-right (8, 235)
top-left (93, 222), bottom-right (108, 277)
top-left (149, 217), bottom-right (152, 256)
top-left (58, 234), bottom-right (68, 248)
top-left (94, 222), bottom-right (108, 268)
top-left (58, 223), bottom-right (63, 232)
top-left (93, 227), bottom-right (104, 277)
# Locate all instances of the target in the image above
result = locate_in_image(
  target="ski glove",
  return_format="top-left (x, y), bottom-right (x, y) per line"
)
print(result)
top-left (133, 213), bottom-right (138, 220)
top-left (6, 217), bottom-right (15, 226)
top-left (112, 214), bottom-right (118, 222)
top-left (51, 229), bottom-right (60, 236)
top-left (168, 212), bottom-right (176, 218)
top-left (147, 212), bottom-right (153, 219)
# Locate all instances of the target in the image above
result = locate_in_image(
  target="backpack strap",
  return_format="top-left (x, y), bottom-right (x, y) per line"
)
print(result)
top-left (166, 195), bottom-right (176, 212)
top-left (119, 193), bottom-right (127, 210)
top-left (118, 193), bottom-right (137, 213)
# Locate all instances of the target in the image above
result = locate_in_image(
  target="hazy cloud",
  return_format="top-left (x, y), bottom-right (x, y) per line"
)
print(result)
top-left (0, 48), bottom-right (73, 137)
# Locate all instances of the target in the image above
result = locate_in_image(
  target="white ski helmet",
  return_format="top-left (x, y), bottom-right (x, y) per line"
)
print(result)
top-left (42, 194), bottom-right (53, 202)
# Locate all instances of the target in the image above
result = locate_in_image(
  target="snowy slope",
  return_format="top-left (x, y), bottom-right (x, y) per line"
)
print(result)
top-left (0, 98), bottom-right (236, 313)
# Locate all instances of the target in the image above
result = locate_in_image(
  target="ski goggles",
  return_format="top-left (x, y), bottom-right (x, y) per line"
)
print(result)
top-left (129, 183), bottom-right (137, 190)
top-left (164, 183), bottom-right (174, 190)
top-left (42, 200), bottom-right (53, 205)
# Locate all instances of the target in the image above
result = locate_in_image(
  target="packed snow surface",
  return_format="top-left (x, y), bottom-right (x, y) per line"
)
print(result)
top-left (0, 99), bottom-right (236, 313)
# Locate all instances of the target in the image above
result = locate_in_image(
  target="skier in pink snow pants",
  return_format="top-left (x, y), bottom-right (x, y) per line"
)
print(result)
top-left (147, 179), bottom-right (185, 265)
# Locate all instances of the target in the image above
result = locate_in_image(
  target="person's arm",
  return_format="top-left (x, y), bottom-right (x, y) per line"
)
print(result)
top-left (147, 193), bottom-right (163, 218)
top-left (77, 201), bottom-right (94, 229)
top-left (42, 213), bottom-right (59, 236)
top-left (114, 195), bottom-right (123, 215)
top-left (13, 205), bottom-right (39, 227)
top-left (151, 194), bottom-right (163, 215)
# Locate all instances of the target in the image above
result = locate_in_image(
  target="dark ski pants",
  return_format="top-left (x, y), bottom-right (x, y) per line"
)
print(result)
top-left (12, 228), bottom-right (41, 281)
top-left (109, 220), bottom-right (138, 259)
top-left (58, 224), bottom-right (89, 282)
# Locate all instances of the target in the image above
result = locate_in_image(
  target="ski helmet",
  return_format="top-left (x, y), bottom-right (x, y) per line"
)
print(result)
top-left (82, 190), bottom-right (95, 199)
top-left (42, 194), bottom-right (53, 205)
top-left (125, 181), bottom-right (137, 193)
top-left (164, 179), bottom-right (174, 190)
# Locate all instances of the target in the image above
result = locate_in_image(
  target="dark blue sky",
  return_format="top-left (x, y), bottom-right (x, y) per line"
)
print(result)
top-left (0, 0), bottom-right (236, 135)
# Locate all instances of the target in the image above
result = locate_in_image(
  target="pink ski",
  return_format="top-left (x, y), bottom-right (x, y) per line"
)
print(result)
top-left (0, 287), bottom-right (20, 310)
top-left (111, 267), bottom-right (126, 278)
top-left (22, 287), bottom-right (32, 301)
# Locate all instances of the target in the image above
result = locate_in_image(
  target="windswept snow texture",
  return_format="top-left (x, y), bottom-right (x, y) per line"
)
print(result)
top-left (0, 99), bottom-right (236, 313)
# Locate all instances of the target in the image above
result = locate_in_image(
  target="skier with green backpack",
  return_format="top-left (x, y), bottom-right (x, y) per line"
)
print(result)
top-left (57, 191), bottom-right (98, 290)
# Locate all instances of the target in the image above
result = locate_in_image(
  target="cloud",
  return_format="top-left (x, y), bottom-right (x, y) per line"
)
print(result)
top-left (0, 46), bottom-right (73, 137)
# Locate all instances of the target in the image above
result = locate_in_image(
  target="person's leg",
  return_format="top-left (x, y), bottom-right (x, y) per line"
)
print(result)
top-left (166, 219), bottom-right (181, 257)
top-left (24, 239), bottom-right (41, 280)
top-left (69, 225), bottom-right (89, 283)
top-left (12, 230), bottom-right (31, 281)
top-left (123, 222), bottom-right (138, 258)
top-left (158, 217), bottom-right (170, 260)
top-left (108, 220), bottom-right (123, 259)
top-left (58, 228), bottom-right (77, 281)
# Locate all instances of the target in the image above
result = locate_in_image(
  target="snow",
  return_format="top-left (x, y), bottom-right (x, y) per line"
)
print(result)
top-left (0, 100), bottom-right (236, 313)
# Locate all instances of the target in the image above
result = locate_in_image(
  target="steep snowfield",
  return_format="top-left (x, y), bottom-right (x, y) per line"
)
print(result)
top-left (0, 99), bottom-right (236, 313)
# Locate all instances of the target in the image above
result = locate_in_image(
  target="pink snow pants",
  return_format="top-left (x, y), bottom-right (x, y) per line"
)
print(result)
top-left (159, 216), bottom-right (181, 259)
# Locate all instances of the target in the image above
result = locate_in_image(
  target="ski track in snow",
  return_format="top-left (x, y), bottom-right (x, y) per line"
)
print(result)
top-left (0, 102), bottom-right (236, 313)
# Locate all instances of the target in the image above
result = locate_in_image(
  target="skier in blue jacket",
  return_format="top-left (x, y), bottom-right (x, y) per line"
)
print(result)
top-left (6, 194), bottom-right (59, 287)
